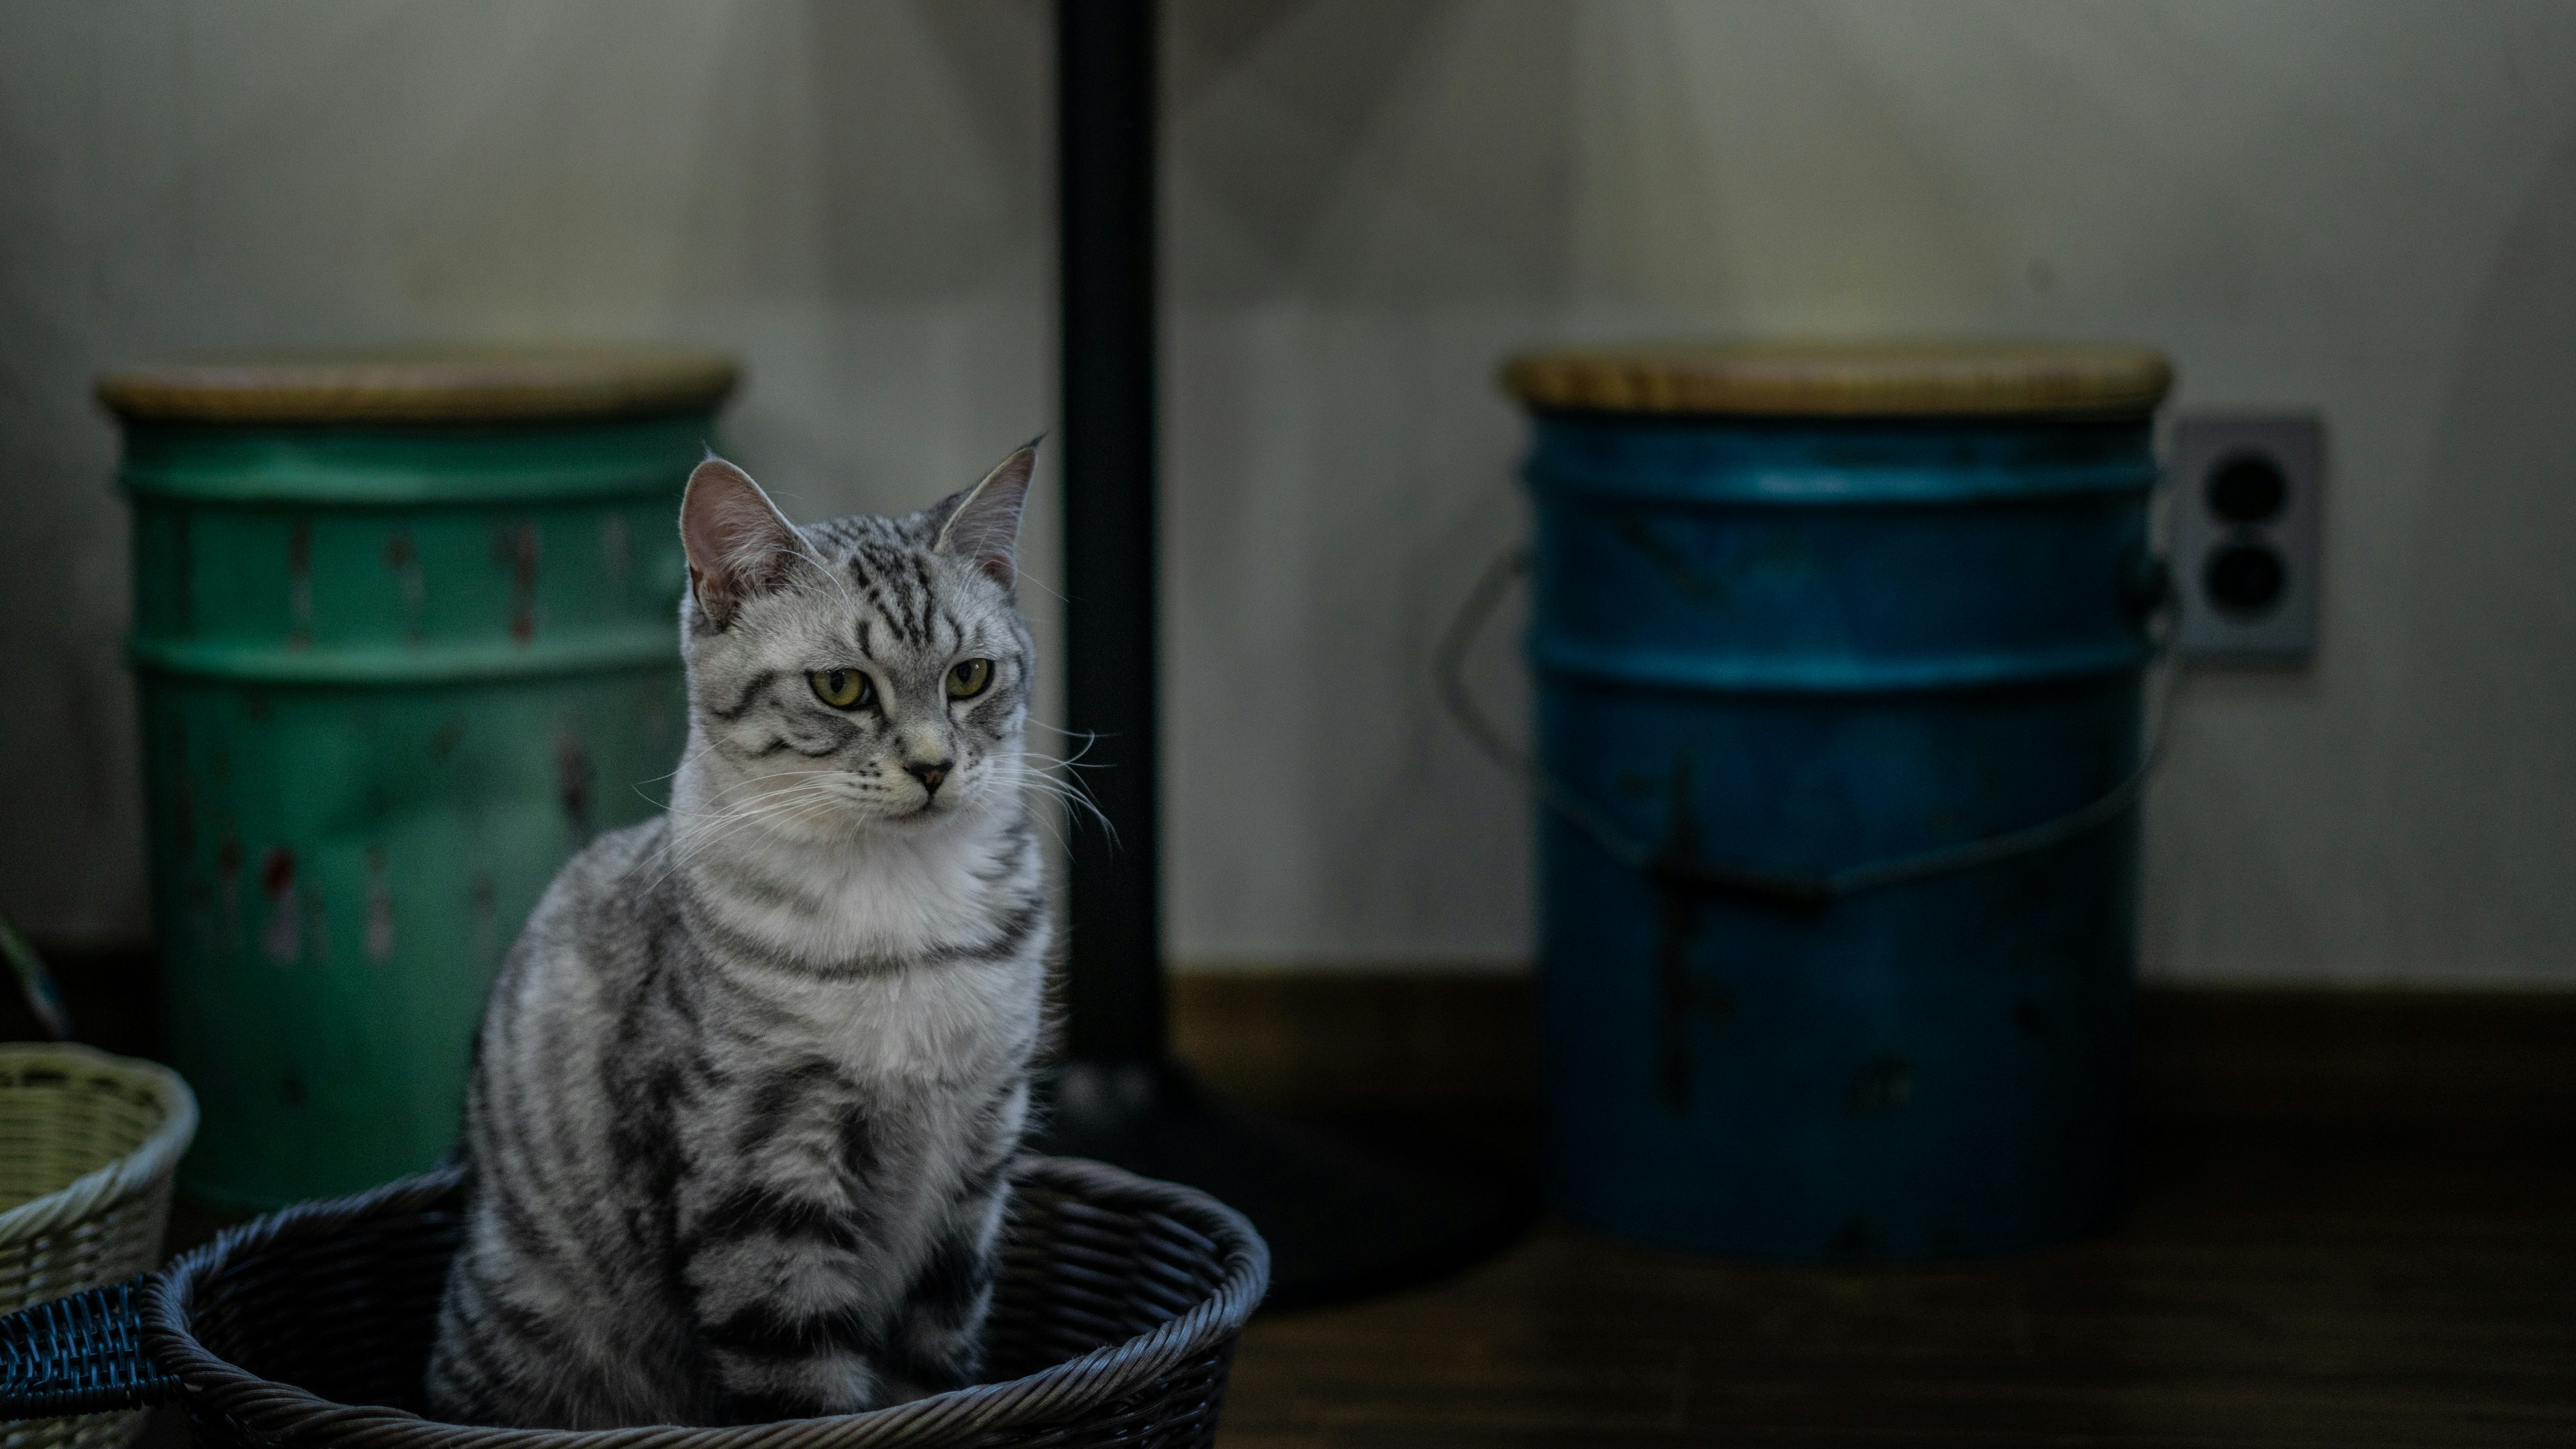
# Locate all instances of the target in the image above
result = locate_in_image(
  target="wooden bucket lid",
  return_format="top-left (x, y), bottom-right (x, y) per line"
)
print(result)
top-left (98, 345), bottom-right (740, 425)
top-left (1500, 339), bottom-right (2171, 419)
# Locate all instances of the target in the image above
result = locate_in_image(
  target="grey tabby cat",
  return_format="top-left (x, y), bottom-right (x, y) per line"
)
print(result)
top-left (424, 445), bottom-right (1051, 1428)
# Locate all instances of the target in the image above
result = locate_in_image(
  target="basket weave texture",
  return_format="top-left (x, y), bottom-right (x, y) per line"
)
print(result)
top-left (111, 1156), bottom-right (1265, 1449)
top-left (0, 1046), bottom-right (199, 1449)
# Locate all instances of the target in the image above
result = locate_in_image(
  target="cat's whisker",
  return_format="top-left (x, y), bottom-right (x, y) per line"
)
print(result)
top-left (633, 736), bottom-right (726, 788)
top-left (1018, 744), bottom-right (1108, 773)
top-left (645, 780), bottom-right (847, 892)
top-left (1010, 747), bottom-right (1110, 806)
top-left (663, 780), bottom-right (840, 826)
top-left (1024, 786), bottom-right (1111, 841)
top-left (669, 773), bottom-right (829, 804)
top-left (1008, 563), bottom-right (1069, 604)
top-left (687, 769), bottom-right (847, 806)
top-left (1001, 758), bottom-right (1115, 844)
top-left (1018, 717), bottom-right (1105, 751)
top-left (1020, 798), bottom-right (1077, 856)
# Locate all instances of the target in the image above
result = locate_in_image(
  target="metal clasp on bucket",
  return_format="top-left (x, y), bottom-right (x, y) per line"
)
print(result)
top-left (1436, 547), bottom-right (2174, 912)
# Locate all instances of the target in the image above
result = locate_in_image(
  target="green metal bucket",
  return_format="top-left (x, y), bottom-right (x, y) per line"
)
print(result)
top-left (103, 350), bottom-right (735, 1208)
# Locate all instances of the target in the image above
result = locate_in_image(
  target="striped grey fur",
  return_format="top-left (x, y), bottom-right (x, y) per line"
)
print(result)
top-left (425, 447), bottom-right (1051, 1428)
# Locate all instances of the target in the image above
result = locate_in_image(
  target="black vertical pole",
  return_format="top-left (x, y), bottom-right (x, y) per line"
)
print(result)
top-left (1045, 0), bottom-right (1529, 1308)
top-left (1058, 0), bottom-right (1165, 1063)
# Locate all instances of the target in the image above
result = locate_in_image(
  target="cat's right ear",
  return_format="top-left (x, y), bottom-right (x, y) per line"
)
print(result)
top-left (680, 457), bottom-right (811, 629)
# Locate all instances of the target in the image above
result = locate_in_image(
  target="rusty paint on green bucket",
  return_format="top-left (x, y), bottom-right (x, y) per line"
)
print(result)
top-left (116, 391), bottom-right (719, 1208)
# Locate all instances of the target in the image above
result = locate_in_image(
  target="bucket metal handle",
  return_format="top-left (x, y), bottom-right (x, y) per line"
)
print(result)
top-left (1435, 546), bottom-right (2174, 913)
top-left (0, 1277), bottom-right (180, 1420)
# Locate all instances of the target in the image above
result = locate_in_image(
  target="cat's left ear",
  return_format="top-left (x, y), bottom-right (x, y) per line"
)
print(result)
top-left (680, 455), bottom-right (814, 629)
top-left (933, 439), bottom-right (1038, 588)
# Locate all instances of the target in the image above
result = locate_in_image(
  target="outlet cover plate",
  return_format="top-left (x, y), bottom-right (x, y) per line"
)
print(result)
top-left (2170, 412), bottom-right (2321, 663)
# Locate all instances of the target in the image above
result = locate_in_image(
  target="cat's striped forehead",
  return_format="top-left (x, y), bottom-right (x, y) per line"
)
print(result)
top-left (796, 511), bottom-right (1020, 660)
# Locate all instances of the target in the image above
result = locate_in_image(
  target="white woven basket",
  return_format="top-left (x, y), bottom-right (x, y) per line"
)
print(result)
top-left (0, 1046), bottom-right (198, 1449)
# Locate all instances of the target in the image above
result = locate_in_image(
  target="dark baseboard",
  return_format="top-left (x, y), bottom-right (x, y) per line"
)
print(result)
top-left (1171, 970), bottom-right (1536, 1114)
top-left (1173, 969), bottom-right (2576, 1126)
top-left (2134, 984), bottom-right (2576, 1124)
top-left (21, 945), bottom-right (2569, 1130)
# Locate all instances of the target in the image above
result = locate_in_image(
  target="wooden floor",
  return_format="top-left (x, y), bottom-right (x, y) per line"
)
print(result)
top-left (1218, 1116), bottom-right (2576, 1448)
top-left (1193, 988), bottom-right (2576, 1449)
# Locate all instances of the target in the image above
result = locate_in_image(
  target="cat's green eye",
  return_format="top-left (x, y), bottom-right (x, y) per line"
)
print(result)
top-left (810, 668), bottom-right (872, 710)
top-left (946, 658), bottom-right (994, 700)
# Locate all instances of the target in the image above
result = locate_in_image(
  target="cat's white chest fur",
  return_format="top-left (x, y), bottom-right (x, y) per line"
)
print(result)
top-left (795, 955), bottom-right (1035, 1087)
top-left (690, 814), bottom-right (1044, 1086)
top-left (728, 817), bottom-right (1018, 962)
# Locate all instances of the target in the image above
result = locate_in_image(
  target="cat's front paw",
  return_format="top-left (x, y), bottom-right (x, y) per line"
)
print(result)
top-left (715, 1350), bottom-right (883, 1424)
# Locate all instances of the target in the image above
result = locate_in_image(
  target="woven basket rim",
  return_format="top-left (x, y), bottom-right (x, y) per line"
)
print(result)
top-left (0, 1044), bottom-right (200, 1248)
top-left (143, 1155), bottom-right (1270, 1448)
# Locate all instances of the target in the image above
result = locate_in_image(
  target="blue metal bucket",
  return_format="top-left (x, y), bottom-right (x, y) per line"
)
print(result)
top-left (1474, 355), bottom-right (2167, 1260)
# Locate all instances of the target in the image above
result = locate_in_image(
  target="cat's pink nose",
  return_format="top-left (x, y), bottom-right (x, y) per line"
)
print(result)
top-left (906, 759), bottom-right (952, 797)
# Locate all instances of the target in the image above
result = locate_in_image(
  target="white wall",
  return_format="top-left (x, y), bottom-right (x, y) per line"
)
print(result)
top-left (4, 2), bottom-right (2571, 985)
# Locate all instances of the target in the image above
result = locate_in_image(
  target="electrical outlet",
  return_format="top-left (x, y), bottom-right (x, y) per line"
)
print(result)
top-left (2169, 413), bottom-right (2321, 664)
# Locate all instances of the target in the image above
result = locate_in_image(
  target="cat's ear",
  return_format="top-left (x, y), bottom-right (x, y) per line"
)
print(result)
top-left (680, 456), bottom-right (812, 628)
top-left (933, 439), bottom-right (1038, 588)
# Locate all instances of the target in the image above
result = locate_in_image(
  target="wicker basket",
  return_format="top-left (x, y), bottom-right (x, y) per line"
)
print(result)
top-left (0, 1156), bottom-right (1267, 1449)
top-left (0, 1045), bottom-right (199, 1449)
